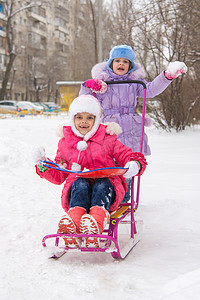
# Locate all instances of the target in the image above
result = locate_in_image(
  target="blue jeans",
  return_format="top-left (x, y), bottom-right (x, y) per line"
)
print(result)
top-left (121, 178), bottom-right (131, 203)
top-left (69, 178), bottom-right (116, 213)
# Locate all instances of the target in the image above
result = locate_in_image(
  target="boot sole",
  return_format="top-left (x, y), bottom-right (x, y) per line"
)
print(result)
top-left (80, 214), bottom-right (100, 247)
top-left (58, 215), bottom-right (80, 248)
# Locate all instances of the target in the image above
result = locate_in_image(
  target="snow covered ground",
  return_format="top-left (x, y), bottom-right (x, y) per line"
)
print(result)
top-left (0, 114), bottom-right (200, 300)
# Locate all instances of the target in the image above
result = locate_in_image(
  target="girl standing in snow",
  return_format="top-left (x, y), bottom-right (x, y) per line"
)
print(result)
top-left (33, 95), bottom-right (147, 248)
top-left (79, 44), bottom-right (187, 202)
top-left (79, 44), bottom-right (188, 156)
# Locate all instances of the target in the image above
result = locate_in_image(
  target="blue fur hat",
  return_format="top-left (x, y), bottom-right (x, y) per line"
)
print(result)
top-left (106, 45), bottom-right (136, 73)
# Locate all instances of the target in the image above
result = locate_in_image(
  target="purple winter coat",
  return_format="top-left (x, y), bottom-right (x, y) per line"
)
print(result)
top-left (79, 62), bottom-right (172, 155)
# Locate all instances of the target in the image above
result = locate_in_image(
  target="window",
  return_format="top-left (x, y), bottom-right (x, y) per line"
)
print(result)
top-left (60, 32), bottom-right (65, 41)
top-left (31, 7), bottom-right (46, 18)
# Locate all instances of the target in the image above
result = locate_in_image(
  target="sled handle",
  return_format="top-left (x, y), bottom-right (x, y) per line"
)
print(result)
top-left (105, 79), bottom-right (147, 89)
top-left (104, 79), bottom-right (147, 215)
top-left (104, 79), bottom-right (147, 154)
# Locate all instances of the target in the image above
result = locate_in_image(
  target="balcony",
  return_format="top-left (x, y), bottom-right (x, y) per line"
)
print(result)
top-left (0, 29), bottom-right (6, 38)
top-left (30, 26), bottom-right (47, 37)
top-left (27, 11), bottom-right (47, 24)
top-left (0, 12), bottom-right (7, 22)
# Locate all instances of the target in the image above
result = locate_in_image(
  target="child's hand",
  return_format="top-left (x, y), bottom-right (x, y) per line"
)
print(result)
top-left (32, 147), bottom-right (46, 164)
top-left (86, 79), bottom-right (107, 94)
top-left (105, 122), bottom-right (122, 135)
top-left (123, 161), bottom-right (140, 178)
top-left (165, 61), bottom-right (188, 80)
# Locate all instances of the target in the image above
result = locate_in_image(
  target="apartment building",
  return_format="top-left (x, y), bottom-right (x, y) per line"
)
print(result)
top-left (0, 0), bottom-right (76, 102)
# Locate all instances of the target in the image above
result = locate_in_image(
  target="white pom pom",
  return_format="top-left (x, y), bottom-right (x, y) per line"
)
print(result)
top-left (71, 163), bottom-right (81, 171)
top-left (77, 141), bottom-right (88, 151)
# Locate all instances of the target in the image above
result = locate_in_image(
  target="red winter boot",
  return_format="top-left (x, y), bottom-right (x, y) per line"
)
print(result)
top-left (58, 206), bottom-right (86, 247)
top-left (79, 206), bottom-right (110, 247)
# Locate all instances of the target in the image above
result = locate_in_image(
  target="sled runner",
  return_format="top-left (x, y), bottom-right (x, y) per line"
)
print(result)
top-left (42, 80), bottom-right (147, 260)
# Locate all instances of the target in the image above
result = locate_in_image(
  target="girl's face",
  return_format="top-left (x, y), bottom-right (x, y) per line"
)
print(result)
top-left (74, 112), bottom-right (95, 135)
top-left (112, 58), bottom-right (130, 75)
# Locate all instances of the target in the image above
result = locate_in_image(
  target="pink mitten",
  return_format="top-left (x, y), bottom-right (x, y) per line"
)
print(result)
top-left (165, 61), bottom-right (188, 80)
top-left (86, 79), bottom-right (107, 94)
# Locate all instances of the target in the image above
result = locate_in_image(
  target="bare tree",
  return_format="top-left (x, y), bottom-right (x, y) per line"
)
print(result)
top-left (71, 0), bottom-right (109, 80)
top-left (70, 0), bottom-right (96, 81)
top-left (106, 0), bottom-right (200, 131)
top-left (142, 0), bottom-right (200, 131)
top-left (104, 0), bottom-right (139, 48)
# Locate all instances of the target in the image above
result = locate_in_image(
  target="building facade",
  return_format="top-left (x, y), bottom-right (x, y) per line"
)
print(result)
top-left (0, 0), bottom-right (77, 103)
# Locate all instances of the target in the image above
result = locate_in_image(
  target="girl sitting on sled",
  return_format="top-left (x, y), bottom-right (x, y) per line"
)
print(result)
top-left (33, 95), bottom-right (147, 248)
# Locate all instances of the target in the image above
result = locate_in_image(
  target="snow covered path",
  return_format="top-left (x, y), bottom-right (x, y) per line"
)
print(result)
top-left (0, 115), bottom-right (200, 300)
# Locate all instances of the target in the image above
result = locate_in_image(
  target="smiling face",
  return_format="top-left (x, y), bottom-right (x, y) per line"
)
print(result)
top-left (74, 112), bottom-right (95, 136)
top-left (112, 58), bottom-right (130, 75)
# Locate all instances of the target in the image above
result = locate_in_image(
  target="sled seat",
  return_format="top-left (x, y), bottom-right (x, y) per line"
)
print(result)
top-left (110, 205), bottom-right (129, 219)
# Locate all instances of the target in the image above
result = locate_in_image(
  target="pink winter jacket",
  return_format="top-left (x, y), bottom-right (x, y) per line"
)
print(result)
top-left (36, 124), bottom-right (147, 213)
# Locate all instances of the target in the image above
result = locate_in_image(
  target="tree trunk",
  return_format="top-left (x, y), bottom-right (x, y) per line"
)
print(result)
top-left (0, 53), bottom-right (16, 100)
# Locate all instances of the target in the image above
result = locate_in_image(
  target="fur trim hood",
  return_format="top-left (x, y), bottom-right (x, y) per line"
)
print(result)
top-left (91, 61), bottom-right (146, 81)
top-left (56, 122), bottom-right (123, 139)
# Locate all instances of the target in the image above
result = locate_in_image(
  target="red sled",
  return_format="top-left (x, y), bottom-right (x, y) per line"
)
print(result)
top-left (42, 80), bottom-right (147, 260)
top-left (40, 160), bottom-right (128, 178)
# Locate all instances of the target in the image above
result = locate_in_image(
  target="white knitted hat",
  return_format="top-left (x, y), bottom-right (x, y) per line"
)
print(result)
top-left (69, 95), bottom-right (102, 141)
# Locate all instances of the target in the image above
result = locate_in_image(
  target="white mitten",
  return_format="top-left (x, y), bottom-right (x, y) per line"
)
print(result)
top-left (71, 162), bottom-right (81, 171)
top-left (123, 161), bottom-right (140, 178)
top-left (32, 147), bottom-right (46, 164)
top-left (104, 122), bottom-right (122, 135)
top-left (165, 61), bottom-right (188, 79)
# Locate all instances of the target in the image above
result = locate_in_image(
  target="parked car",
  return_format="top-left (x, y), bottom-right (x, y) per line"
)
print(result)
top-left (0, 100), bottom-right (18, 111)
top-left (17, 102), bottom-right (35, 114)
top-left (36, 102), bottom-right (51, 112)
top-left (44, 102), bottom-right (61, 111)
top-left (18, 101), bottom-right (44, 114)
top-left (0, 100), bottom-right (28, 114)
top-left (33, 102), bottom-right (47, 112)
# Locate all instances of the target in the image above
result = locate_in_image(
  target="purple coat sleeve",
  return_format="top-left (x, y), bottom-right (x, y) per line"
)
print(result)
top-left (79, 82), bottom-right (93, 96)
top-left (136, 71), bottom-right (172, 98)
top-left (79, 71), bottom-right (172, 99)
